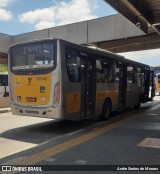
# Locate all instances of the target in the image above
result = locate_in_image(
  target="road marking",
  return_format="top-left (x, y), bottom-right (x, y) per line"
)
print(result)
top-left (38, 141), bottom-right (49, 146)
top-left (67, 129), bottom-right (85, 136)
top-left (75, 159), bottom-right (88, 164)
top-left (45, 158), bottom-right (57, 162)
top-left (138, 138), bottom-right (160, 149)
top-left (149, 103), bottom-right (160, 111)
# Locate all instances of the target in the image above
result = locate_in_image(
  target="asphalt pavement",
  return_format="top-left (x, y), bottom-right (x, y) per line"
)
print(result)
top-left (0, 99), bottom-right (160, 174)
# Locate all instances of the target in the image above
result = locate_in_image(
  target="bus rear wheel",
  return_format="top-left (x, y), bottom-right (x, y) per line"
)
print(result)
top-left (100, 100), bottom-right (112, 121)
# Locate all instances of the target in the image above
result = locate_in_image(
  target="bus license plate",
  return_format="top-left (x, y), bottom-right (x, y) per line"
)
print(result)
top-left (26, 97), bottom-right (37, 102)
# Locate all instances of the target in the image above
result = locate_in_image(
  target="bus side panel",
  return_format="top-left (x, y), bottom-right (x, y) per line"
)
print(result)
top-left (126, 83), bottom-right (141, 108)
top-left (60, 41), bottom-right (81, 121)
top-left (95, 83), bottom-right (119, 115)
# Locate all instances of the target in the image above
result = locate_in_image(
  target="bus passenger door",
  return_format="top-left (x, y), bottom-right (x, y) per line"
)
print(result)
top-left (118, 64), bottom-right (127, 108)
top-left (80, 57), bottom-right (96, 117)
top-left (150, 71), bottom-right (155, 99)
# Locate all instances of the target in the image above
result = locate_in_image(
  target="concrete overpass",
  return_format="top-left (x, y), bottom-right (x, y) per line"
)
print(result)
top-left (1, 0), bottom-right (160, 60)
top-left (0, 14), bottom-right (145, 57)
top-left (104, 0), bottom-right (160, 52)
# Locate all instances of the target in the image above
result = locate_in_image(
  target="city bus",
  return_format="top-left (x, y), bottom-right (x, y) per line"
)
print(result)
top-left (0, 72), bottom-right (9, 97)
top-left (0, 72), bottom-right (10, 107)
top-left (8, 39), bottom-right (154, 120)
top-left (155, 73), bottom-right (160, 95)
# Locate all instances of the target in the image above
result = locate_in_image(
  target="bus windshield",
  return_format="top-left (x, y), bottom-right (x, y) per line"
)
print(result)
top-left (11, 42), bottom-right (55, 71)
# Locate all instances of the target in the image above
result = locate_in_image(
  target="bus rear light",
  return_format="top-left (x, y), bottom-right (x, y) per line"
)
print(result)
top-left (41, 96), bottom-right (46, 102)
top-left (47, 110), bottom-right (52, 112)
top-left (53, 82), bottom-right (60, 106)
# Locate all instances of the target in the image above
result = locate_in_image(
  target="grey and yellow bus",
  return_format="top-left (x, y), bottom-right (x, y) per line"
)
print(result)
top-left (8, 39), bottom-right (154, 120)
top-left (0, 72), bottom-right (9, 98)
top-left (0, 72), bottom-right (9, 108)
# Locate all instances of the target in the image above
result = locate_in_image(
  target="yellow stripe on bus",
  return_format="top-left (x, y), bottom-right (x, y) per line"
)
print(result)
top-left (65, 92), bottom-right (81, 114)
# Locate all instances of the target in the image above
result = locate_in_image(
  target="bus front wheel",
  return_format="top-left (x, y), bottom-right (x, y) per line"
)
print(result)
top-left (100, 100), bottom-right (112, 121)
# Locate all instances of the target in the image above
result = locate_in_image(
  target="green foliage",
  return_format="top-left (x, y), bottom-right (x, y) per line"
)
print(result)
top-left (0, 64), bottom-right (8, 72)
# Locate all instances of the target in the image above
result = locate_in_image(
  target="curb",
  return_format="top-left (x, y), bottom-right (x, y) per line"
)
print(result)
top-left (0, 108), bottom-right (11, 114)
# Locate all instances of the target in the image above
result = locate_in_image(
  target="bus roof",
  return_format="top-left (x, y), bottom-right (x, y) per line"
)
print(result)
top-left (9, 38), bottom-right (150, 68)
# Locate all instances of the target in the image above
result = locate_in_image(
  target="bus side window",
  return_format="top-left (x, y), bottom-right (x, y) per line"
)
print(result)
top-left (108, 60), bottom-right (116, 83)
top-left (127, 66), bottom-right (133, 84)
top-left (137, 67), bottom-right (143, 86)
top-left (115, 62), bottom-right (121, 83)
top-left (96, 58), bottom-right (115, 83)
top-left (0, 76), bottom-right (2, 86)
top-left (66, 48), bottom-right (80, 82)
top-left (96, 60), bottom-right (102, 82)
top-left (0, 75), bottom-right (8, 86)
top-left (133, 66), bottom-right (138, 83)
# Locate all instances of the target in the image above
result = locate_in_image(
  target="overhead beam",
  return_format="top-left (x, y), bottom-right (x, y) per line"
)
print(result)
top-left (97, 35), bottom-right (160, 52)
top-left (104, 0), bottom-right (160, 35)
top-left (104, 0), bottom-right (148, 33)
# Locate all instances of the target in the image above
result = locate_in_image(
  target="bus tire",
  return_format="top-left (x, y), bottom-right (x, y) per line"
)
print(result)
top-left (100, 100), bottom-right (112, 121)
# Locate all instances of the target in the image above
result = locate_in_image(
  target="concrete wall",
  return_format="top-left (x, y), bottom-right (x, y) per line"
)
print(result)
top-left (0, 33), bottom-right (12, 52)
top-left (49, 21), bottom-right (88, 44)
top-left (13, 29), bottom-right (49, 44)
top-left (12, 14), bottom-right (145, 46)
top-left (12, 21), bottom-right (88, 45)
top-left (88, 15), bottom-right (145, 43)
top-left (1, 14), bottom-right (146, 52)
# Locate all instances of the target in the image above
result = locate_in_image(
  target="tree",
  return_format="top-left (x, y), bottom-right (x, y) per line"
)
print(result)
top-left (0, 64), bottom-right (8, 72)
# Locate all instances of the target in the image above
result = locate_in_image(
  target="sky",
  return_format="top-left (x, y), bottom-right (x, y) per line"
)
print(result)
top-left (0, 0), bottom-right (160, 67)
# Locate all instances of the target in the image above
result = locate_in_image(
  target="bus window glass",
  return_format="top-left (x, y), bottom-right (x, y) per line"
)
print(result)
top-left (96, 58), bottom-right (115, 83)
top-left (127, 66), bottom-right (133, 83)
top-left (133, 66), bottom-right (138, 83)
top-left (11, 43), bottom-right (55, 71)
top-left (96, 60), bottom-right (102, 82)
top-left (115, 62), bottom-right (121, 83)
top-left (66, 48), bottom-right (80, 82)
top-left (137, 67), bottom-right (144, 86)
